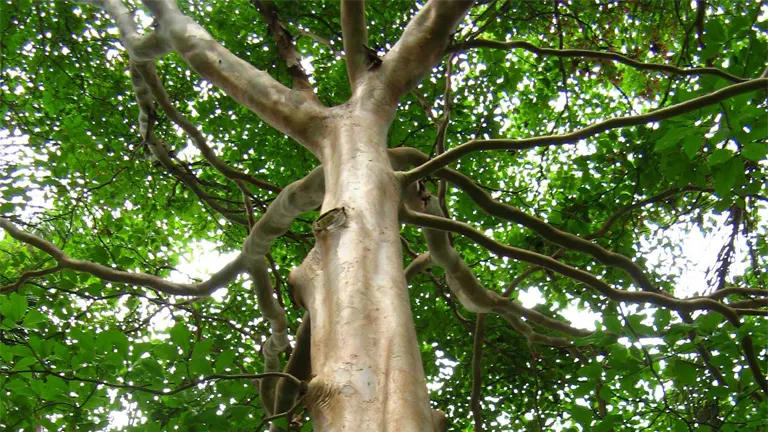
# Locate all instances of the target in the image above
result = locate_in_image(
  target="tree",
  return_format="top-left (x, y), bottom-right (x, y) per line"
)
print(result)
top-left (0, 0), bottom-right (766, 430)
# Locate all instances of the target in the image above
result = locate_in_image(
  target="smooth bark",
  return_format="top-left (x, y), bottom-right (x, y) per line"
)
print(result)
top-left (293, 103), bottom-right (434, 430)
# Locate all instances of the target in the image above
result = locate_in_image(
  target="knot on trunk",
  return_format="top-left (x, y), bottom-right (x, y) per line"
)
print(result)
top-left (305, 376), bottom-right (339, 418)
top-left (312, 207), bottom-right (347, 234)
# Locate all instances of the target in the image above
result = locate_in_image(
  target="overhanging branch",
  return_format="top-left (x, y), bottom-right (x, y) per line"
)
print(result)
top-left (402, 78), bottom-right (768, 183)
top-left (447, 38), bottom-right (747, 83)
top-left (401, 208), bottom-right (743, 324)
top-left (134, 61), bottom-right (282, 194)
top-left (0, 218), bottom-right (245, 296)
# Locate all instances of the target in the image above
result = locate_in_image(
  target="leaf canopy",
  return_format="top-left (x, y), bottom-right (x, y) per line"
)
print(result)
top-left (1, 0), bottom-right (767, 431)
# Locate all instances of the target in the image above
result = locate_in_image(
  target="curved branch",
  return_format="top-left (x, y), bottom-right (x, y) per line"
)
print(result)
top-left (5, 365), bottom-right (303, 397)
top-left (403, 78), bottom-right (768, 182)
top-left (253, 257), bottom-right (288, 417)
top-left (89, 0), bottom-right (171, 61)
top-left (398, 147), bottom-right (659, 292)
top-left (703, 287), bottom-right (768, 301)
top-left (405, 252), bottom-right (434, 282)
top-left (377, 0), bottom-right (474, 103)
top-left (136, 0), bottom-right (326, 149)
top-left (400, 208), bottom-right (743, 325)
top-left (447, 39), bottom-right (747, 83)
top-left (341, 0), bottom-right (368, 90)
top-left (1, 217), bottom-right (243, 296)
top-left (269, 314), bottom-right (312, 432)
top-left (146, 135), bottom-right (249, 226)
top-left (0, 264), bottom-right (62, 294)
top-left (0, 164), bottom-right (323, 297)
top-left (402, 190), bottom-right (590, 344)
top-left (590, 186), bottom-right (700, 239)
top-left (134, 62), bottom-right (281, 194)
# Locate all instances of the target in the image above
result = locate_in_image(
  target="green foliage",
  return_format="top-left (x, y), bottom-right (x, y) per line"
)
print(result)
top-left (1, 0), bottom-right (766, 431)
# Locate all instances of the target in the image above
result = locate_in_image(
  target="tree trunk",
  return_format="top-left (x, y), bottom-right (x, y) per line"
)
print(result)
top-left (294, 105), bottom-right (434, 430)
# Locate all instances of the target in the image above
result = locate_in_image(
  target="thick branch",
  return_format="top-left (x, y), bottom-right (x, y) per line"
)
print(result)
top-left (0, 218), bottom-right (244, 296)
top-left (93, 0), bottom-right (171, 61)
top-left (253, 257), bottom-right (288, 417)
top-left (401, 208), bottom-right (743, 325)
top-left (405, 253), bottom-right (434, 282)
top-left (447, 39), bottom-right (747, 83)
top-left (138, 0), bottom-right (326, 149)
top-left (341, 0), bottom-right (368, 90)
top-left (398, 147), bottom-right (659, 292)
top-left (0, 163), bottom-right (323, 297)
top-left (145, 135), bottom-right (249, 226)
top-left (403, 78), bottom-right (768, 182)
top-left (402, 190), bottom-right (588, 345)
top-left (253, 0), bottom-right (317, 93)
top-left (269, 314), bottom-right (311, 432)
top-left (377, 0), bottom-right (474, 103)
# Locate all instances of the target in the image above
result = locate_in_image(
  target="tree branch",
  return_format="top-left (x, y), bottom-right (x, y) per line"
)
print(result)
top-left (135, 0), bottom-right (326, 150)
top-left (402, 204), bottom-right (768, 393)
top-left (341, 0), bottom-right (368, 90)
top-left (402, 188), bottom-right (589, 345)
top-left (86, 0), bottom-right (171, 61)
top-left (400, 208), bottom-right (742, 324)
top-left (252, 257), bottom-right (288, 417)
top-left (399, 147), bottom-right (660, 293)
top-left (253, 0), bottom-right (317, 94)
top-left (402, 78), bottom-right (768, 183)
top-left (377, 0), bottom-right (474, 103)
top-left (0, 264), bottom-right (62, 294)
top-left (0, 163), bottom-right (323, 297)
top-left (447, 38), bottom-right (747, 83)
top-left (133, 61), bottom-right (282, 194)
top-left (1, 216), bottom-right (243, 296)
top-left (470, 314), bottom-right (485, 432)
top-left (269, 314), bottom-right (312, 432)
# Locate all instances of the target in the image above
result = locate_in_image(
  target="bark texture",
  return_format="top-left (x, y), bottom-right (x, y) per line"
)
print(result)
top-left (295, 105), bottom-right (433, 430)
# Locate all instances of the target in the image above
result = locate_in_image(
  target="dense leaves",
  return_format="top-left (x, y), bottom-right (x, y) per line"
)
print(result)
top-left (1, 0), bottom-right (766, 431)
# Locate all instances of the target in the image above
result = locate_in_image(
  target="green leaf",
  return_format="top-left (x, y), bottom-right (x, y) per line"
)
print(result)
top-left (742, 143), bottom-right (767, 162)
top-left (214, 350), bottom-right (236, 372)
top-left (654, 128), bottom-right (687, 152)
top-left (707, 148), bottom-right (733, 166)
top-left (681, 135), bottom-right (703, 159)
top-left (672, 418), bottom-right (689, 432)
top-left (22, 309), bottom-right (46, 327)
top-left (139, 358), bottom-right (165, 378)
top-left (603, 314), bottom-right (622, 334)
top-left (578, 361), bottom-right (603, 380)
top-left (1, 293), bottom-right (28, 323)
top-left (672, 359), bottom-right (699, 386)
top-left (271, 416), bottom-right (289, 430)
top-left (170, 324), bottom-right (191, 352)
top-left (570, 405), bottom-right (593, 427)
top-left (12, 356), bottom-right (37, 371)
top-left (154, 344), bottom-right (179, 361)
top-left (189, 350), bottom-right (212, 376)
top-left (96, 330), bottom-right (130, 359)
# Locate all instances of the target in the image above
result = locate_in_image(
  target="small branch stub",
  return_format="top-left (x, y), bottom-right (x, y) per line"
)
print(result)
top-left (312, 207), bottom-right (347, 234)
